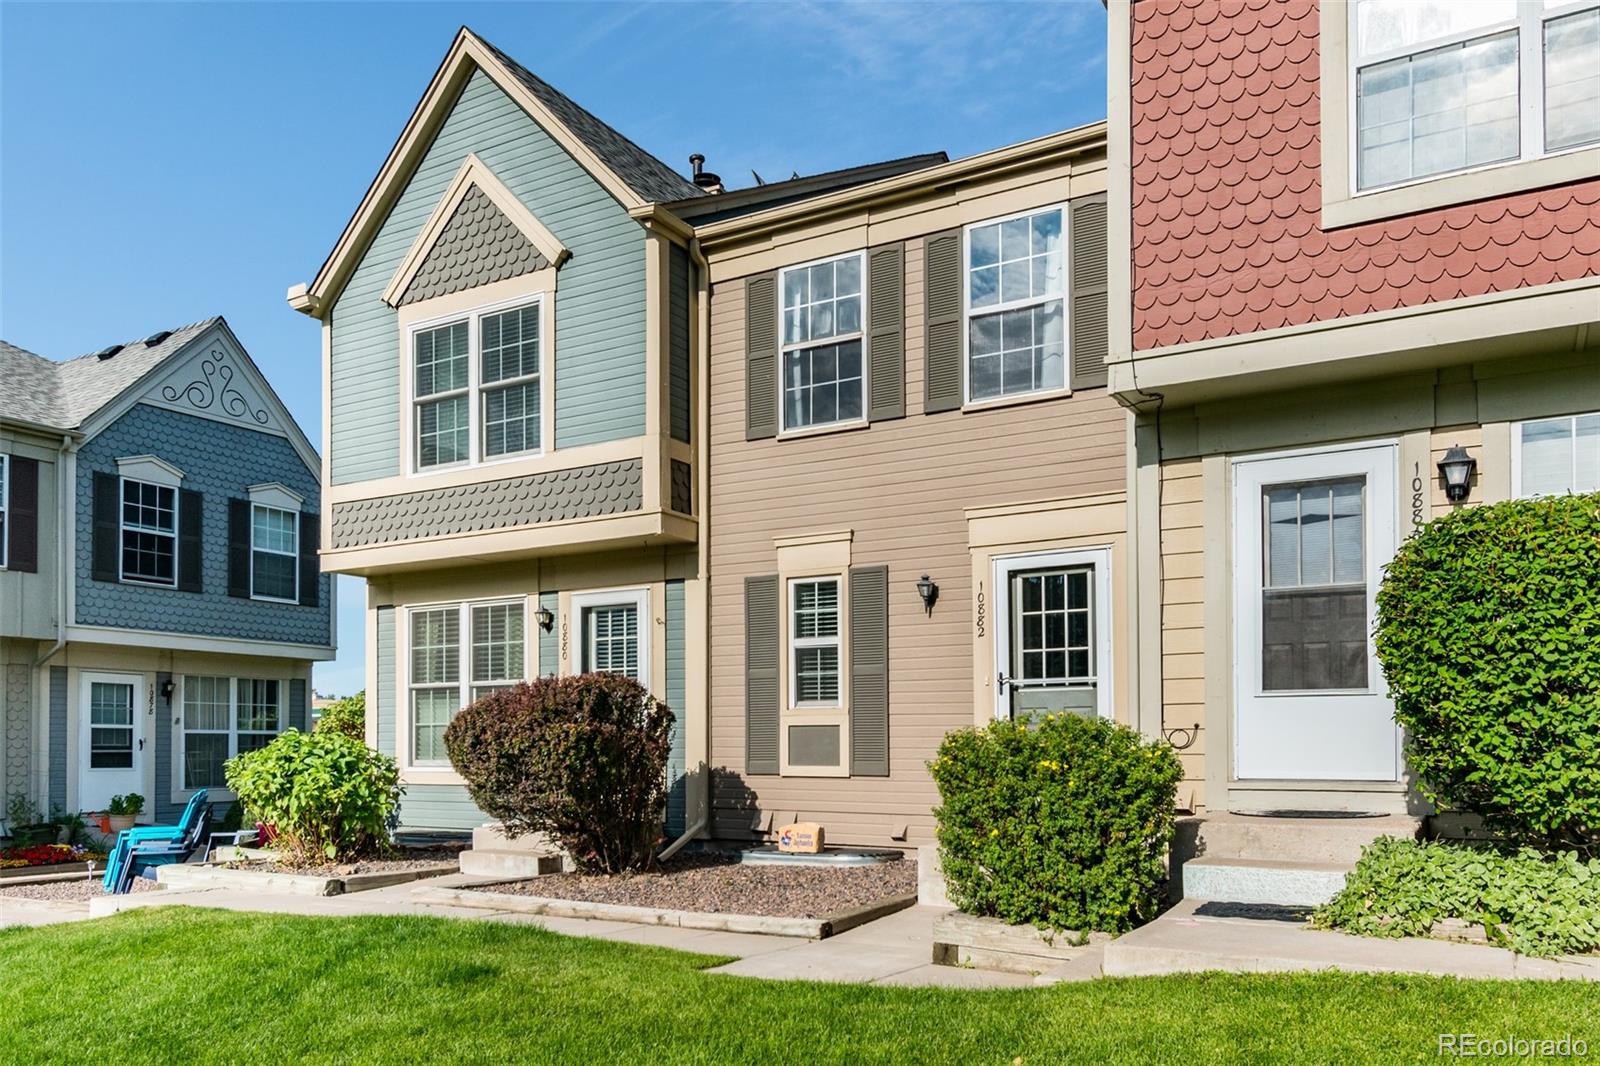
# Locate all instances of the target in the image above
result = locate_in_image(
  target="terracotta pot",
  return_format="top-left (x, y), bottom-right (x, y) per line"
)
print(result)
top-left (97, 814), bottom-right (112, 834)
top-left (107, 814), bottom-right (137, 833)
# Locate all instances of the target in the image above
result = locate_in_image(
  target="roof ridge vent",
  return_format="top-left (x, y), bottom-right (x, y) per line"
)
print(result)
top-left (689, 153), bottom-right (723, 194)
top-left (144, 330), bottom-right (172, 346)
top-left (95, 344), bottom-right (123, 360)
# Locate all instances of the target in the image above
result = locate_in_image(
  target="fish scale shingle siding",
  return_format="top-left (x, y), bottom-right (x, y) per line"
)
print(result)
top-left (1130, 0), bottom-right (1600, 350)
top-left (329, 68), bottom-right (648, 484)
top-left (75, 404), bottom-right (330, 646)
top-left (398, 184), bottom-right (551, 306)
top-left (329, 458), bottom-right (642, 550)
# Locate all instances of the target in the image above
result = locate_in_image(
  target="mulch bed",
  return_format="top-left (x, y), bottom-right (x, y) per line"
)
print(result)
top-left (0, 878), bottom-right (160, 902)
top-left (226, 845), bottom-right (464, 877)
top-left (465, 852), bottom-right (916, 919)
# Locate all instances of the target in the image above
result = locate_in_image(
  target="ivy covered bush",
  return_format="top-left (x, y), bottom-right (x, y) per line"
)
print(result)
top-left (930, 714), bottom-right (1183, 934)
top-left (1314, 837), bottom-right (1600, 958)
top-left (225, 730), bottom-right (402, 864)
top-left (444, 674), bottom-right (674, 874)
top-left (1376, 493), bottom-right (1600, 851)
top-left (314, 692), bottom-right (366, 742)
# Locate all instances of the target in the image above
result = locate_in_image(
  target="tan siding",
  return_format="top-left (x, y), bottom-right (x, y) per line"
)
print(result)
top-left (1158, 456), bottom-right (1206, 810)
top-left (709, 223), bottom-right (1128, 847)
top-left (1430, 424), bottom-right (1485, 518)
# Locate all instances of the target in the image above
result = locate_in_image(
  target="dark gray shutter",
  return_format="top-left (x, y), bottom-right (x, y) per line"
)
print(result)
top-left (289, 678), bottom-right (307, 732)
top-left (1069, 193), bottom-right (1109, 389)
top-left (227, 498), bottom-right (250, 599)
top-left (7, 456), bottom-right (38, 573)
top-left (923, 229), bottom-right (963, 413)
top-left (178, 489), bottom-right (203, 593)
top-left (867, 242), bottom-right (905, 421)
top-left (744, 574), bottom-right (780, 775)
top-left (298, 512), bottom-right (320, 607)
top-left (849, 565), bottom-right (890, 777)
top-left (745, 272), bottom-right (778, 440)
top-left (91, 472), bottom-right (120, 583)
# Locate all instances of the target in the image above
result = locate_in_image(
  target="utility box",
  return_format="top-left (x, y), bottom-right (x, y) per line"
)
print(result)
top-left (776, 822), bottom-right (824, 853)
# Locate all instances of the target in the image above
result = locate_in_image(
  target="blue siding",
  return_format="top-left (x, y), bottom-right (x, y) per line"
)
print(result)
top-left (538, 591), bottom-right (559, 675)
top-left (397, 784), bottom-right (484, 831)
top-left (376, 607), bottom-right (395, 757)
top-left (48, 667), bottom-right (66, 812)
top-left (289, 678), bottom-right (308, 732)
top-left (669, 244), bottom-right (691, 444)
top-left (74, 404), bottom-right (331, 647)
top-left (329, 69), bottom-right (647, 483)
top-left (665, 579), bottom-right (686, 835)
top-left (154, 671), bottom-right (178, 822)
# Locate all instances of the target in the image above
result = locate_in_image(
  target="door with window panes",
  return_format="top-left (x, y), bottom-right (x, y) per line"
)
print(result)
top-left (1232, 445), bottom-right (1400, 781)
top-left (79, 673), bottom-right (144, 811)
top-left (999, 565), bottom-right (1100, 721)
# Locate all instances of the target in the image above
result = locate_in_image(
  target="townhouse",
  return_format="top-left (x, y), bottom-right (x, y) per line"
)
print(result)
top-left (1107, 0), bottom-right (1600, 817)
top-left (0, 320), bottom-right (333, 825)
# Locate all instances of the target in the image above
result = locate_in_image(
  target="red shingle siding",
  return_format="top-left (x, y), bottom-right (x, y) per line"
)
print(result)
top-left (1130, 0), bottom-right (1600, 352)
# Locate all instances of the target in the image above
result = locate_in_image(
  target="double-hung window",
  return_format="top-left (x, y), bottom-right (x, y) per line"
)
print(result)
top-left (409, 599), bottom-right (527, 764)
top-left (790, 578), bottom-right (841, 707)
top-left (251, 505), bottom-right (298, 602)
top-left (1353, 1), bottom-right (1600, 192)
top-left (780, 253), bottom-right (865, 431)
top-left (1517, 411), bottom-right (1600, 496)
top-left (412, 298), bottom-right (543, 470)
top-left (965, 206), bottom-right (1066, 403)
top-left (0, 454), bottom-right (7, 569)
top-left (180, 676), bottom-right (284, 789)
top-left (121, 478), bottom-right (177, 586)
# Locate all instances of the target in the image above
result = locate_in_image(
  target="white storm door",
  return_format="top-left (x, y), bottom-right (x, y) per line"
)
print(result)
top-left (79, 673), bottom-right (145, 810)
top-left (1232, 444), bottom-right (1400, 782)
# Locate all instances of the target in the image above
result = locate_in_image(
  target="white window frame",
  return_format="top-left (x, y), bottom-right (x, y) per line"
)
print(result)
top-left (787, 576), bottom-right (843, 710)
top-left (249, 504), bottom-right (299, 604)
top-left (1346, 0), bottom-right (1600, 197)
top-left (570, 588), bottom-right (651, 685)
top-left (404, 597), bottom-right (530, 768)
top-left (0, 453), bottom-right (8, 570)
top-left (1512, 409), bottom-right (1600, 497)
top-left (118, 476), bottom-right (179, 588)
top-left (177, 674), bottom-right (288, 796)
top-left (990, 547), bottom-right (1113, 721)
top-left (961, 203), bottom-right (1071, 409)
top-left (406, 292), bottom-right (549, 473)
top-left (777, 250), bottom-right (868, 435)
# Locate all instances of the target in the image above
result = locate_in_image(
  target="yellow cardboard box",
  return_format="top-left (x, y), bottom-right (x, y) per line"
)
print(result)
top-left (776, 822), bottom-right (824, 853)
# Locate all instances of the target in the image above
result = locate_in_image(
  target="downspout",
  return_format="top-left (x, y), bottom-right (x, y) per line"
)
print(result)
top-left (32, 434), bottom-right (80, 669)
top-left (660, 234), bottom-right (714, 861)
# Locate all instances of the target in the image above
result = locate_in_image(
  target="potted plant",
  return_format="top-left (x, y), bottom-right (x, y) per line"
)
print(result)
top-left (106, 794), bottom-right (145, 833)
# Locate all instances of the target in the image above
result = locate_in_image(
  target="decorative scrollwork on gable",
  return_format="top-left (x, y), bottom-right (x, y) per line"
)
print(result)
top-left (160, 350), bottom-right (269, 426)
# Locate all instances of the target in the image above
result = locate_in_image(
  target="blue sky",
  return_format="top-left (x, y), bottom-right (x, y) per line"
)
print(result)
top-left (0, 0), bottom-right (1107, 695)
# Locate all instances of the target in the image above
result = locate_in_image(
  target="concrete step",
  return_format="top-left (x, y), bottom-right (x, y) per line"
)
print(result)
top-left (1033, 945), bottom-right (1105, 985)
top-left (1180, 856), bottom-right (1350, 907)
top-left (1177, 813), bottom-right (1421, 866)
top-left (457, 849), bottom-right (567, 879)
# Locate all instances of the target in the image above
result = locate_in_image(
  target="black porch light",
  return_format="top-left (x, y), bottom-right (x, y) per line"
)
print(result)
top-left (534, 605), bottom-right (555, 632)
top-left (1437, 444), bottom-right (1477, 503)
top-left (916, 574), bottom-right (939, 616)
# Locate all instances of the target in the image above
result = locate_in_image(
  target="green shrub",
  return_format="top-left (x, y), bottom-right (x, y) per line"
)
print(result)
top-left (930, 714), bottom-right (1183, 934)
top-left (1376, 493), bottom-right (1600, 852)
top-left (444, 674), bottom-right (674, 874)
top-left (315, 692), bottom-right (366, 742)
top-left (1314, 836), bottom-right (1600, 958)
top-left (225, 730), bottom-right (402, 864)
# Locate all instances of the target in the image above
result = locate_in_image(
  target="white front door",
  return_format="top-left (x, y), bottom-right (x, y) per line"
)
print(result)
top-left (79, 673), bottom-right (146, 811)
top-left (1232, 444), bottom-right (1401, 781)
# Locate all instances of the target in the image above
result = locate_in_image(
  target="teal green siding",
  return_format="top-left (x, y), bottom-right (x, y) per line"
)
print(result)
top-left (328, 68), bottom-right (647, 484)
top-left (538, 591), bottom-right (559, 675)
top-left (668, 244), bottom-right (691, 444)
top-left (665, 579), bottom-right (686, 835)
top-left (375, 607), bottom-right (395, 757)
top-left (396, 784), bottom-right (484, 831)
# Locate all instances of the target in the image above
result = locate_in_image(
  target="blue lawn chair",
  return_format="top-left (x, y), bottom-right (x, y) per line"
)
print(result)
top-left (102, 790), bottom-right (212, 894)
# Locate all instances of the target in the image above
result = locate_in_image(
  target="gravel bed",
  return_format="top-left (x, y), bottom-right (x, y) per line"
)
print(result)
top-left (466, 852), bottom-right (916, 918)
top-left (0, 877), bottom-right (160, 902)
top-left (227, 845), bottom-right (463, 877)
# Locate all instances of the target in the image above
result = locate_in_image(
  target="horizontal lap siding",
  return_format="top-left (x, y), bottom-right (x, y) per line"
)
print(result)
top-left (329, 68), bottom-right (645, 483)
top-left (708, 239), bottom-right (1128, 847)
top-left (1159, 458), bottom-right (1206, 811)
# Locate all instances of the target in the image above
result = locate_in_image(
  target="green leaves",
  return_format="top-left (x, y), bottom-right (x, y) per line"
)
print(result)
top-left (929, 715), bottom-right (1184, 934)
top-left (1376, 493), bottom-right (1600, 852)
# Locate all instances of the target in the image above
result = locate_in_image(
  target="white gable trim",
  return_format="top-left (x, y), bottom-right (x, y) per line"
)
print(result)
top-left (115, 454), bottom-right (185, 487)
top-left (78, 320), bottom-right (322, 480)
top-left (248, 482), bottom-right (306, 510)
top-left (381, 153), bottom-right (570, 308)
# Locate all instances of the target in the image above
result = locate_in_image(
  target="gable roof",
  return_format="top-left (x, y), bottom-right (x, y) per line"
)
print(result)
top-left (0, 318), bottom-right (320, 476)
top-left (290, 27), bottom-right (699, 318)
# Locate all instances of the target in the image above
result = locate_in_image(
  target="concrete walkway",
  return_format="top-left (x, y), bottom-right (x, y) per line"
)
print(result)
top-left (4, 875), bottom-right (1032, 989)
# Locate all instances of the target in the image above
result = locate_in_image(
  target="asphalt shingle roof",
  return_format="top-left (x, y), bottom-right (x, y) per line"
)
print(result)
top-left (0, 318), bottom-right (219, 432)
top-left (473, 31), bottom-right (702, 204)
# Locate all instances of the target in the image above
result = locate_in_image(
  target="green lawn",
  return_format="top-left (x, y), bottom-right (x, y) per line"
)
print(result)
top-left (3, 909), bottom-right (1595, 1065)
